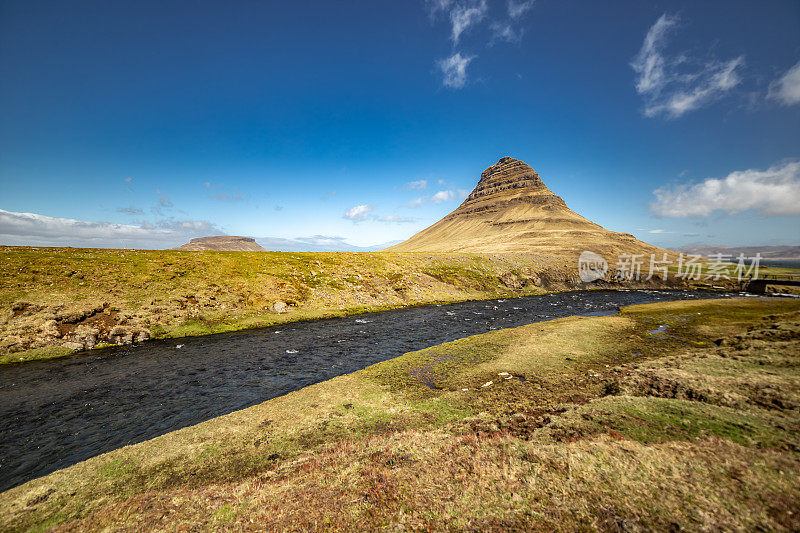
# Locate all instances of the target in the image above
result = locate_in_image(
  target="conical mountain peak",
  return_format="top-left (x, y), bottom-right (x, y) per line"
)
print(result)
top-left (388, 156), bottom-right (669, 259)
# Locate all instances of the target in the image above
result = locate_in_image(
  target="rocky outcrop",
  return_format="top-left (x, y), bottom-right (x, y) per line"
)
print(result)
top-left (173, 236), bottom-right (266, 252)
top-left (1, 301), bottom-right (152, 354)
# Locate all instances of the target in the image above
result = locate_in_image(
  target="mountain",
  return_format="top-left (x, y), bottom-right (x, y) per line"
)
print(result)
top-left (673, 245), bottom-right (800, 260)
top-left (387, 157), bottom-right (668, 260)
top-left (173, 236), bottom-right (266, 251)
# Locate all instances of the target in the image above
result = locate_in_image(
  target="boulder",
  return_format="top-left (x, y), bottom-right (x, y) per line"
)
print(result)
top-left (63, 341), bottom-right (84, 351)
top-left (271, 301), bottom-right (289, 313)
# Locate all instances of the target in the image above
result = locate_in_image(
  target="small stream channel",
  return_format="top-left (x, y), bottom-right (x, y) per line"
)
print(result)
top-left (0, 289), bottom-right (738, 491)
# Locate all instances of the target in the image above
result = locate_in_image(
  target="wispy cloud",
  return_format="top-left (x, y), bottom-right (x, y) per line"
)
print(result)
top-left (408, 197), bottom-right (424, 208)
top-left (343, 204), bottom-right (374, 221)
top-left (116, 206), bottom-right (143, 215)
top-left (631, 14), bottom-right (744, 118)
top-left (210, 192), bottom-right (243, 202)
top-left (426, 0), bottom-right (534, 87)
top-left (426, 0), bottom-right (453, 18)
top-left (205, 181), bottom-right (245, 202)
top-left (650, 160), bottom-right (800, 217)
top-left (377, 215), bottom-right (415, 223)
top-left (507, 0), bottom-right (534, 19)
top-left (405, 179), bottom-right (428, 191)
top-left (489, 22), bottom-right (521, 45)
top-left (439, 52), bottom-right (475, 89)
top-left (768, 60), bottom-right (800, 106)
top-left (449, 0), bottom-right (488, 43)
top-left (0, 209), bottom-right (222, 248)
top-left (296, 235), bottom-right (350, 246)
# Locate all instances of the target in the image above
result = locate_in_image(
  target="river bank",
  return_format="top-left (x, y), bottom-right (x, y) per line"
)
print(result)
top-left (1, 247), bottom-right (695, 364)
top-left (2, 297), bottom-right (799, 531)
top-left (0, 289), bottom-right (729, 492)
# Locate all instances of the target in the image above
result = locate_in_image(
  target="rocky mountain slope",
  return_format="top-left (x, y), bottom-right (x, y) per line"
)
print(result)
top-left (388, 157), bottom-right (669, 260)
top-left (173, 235), bottom-right (266, 251)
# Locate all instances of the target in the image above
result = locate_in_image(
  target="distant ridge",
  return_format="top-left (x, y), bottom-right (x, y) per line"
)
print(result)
top-left (387, 156), bottom-right (669, 259)
top-left (673, 245), bottom-right (800, 260)
top-left (173, 236), bottom-right (266, 251)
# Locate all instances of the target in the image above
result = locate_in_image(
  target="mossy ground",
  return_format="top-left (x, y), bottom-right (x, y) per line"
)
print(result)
top-left (2, 297), bottom-right (800, 531)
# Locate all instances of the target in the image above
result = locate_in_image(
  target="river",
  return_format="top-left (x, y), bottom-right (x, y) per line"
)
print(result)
top-left (0, 289), bottom-right (738, 491)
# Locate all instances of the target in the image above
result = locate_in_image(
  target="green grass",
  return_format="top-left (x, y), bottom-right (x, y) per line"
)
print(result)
top-left (0, 247), bottom-right (570, 362)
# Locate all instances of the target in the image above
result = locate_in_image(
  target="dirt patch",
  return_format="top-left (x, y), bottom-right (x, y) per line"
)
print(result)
top-left (56, 307), bottom-right (118, 337)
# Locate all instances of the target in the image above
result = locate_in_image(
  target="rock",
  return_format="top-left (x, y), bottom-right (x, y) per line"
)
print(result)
top-left (527, 273), bottom-right (542, 286)
top-left (64, 341), bottom-right (84, 350)
top-left (135, 330), bottom-right (151, 343)
top-left (84, 334), bottom-right (97, 349)
top-left (109, 325), bottom-right (129, 344)
top-left (40, 320), bottom-right (60, 338)
top-left (271, 301), bottom-right (288, 313)
top-left (500, 272), bottom-right (523, 289)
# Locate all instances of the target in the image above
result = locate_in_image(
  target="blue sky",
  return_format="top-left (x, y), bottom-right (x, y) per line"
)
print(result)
top-left (1, 0), bottom-right (799, 250)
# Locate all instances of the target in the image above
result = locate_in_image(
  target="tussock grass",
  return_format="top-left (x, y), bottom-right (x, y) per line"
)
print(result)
top-left (2, 298), bottom-right (800, 531)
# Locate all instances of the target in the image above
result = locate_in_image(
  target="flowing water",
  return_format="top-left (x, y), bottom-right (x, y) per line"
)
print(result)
top-left (0, 290), bottom-right (735, 491)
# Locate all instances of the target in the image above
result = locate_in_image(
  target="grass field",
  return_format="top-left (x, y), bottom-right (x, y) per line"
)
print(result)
top-left (2, 297), bottom-right (799, 531)
top-left (0, 246), bottom-right (578, 363)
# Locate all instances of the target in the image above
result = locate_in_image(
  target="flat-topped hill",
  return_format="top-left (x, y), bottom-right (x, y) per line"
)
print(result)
top-left (172, 235), bottom-right (266, 251)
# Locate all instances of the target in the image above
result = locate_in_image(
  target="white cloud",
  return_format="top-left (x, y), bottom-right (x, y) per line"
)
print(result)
top-left (646, 57), bottom-right (744, 118)
top-left (507, 0), bottom-right (534, 19)
top-left (650, 160), bottom-right (800, 217)
top-left (408, 197), bottom-right (424, 208)
top-left (631, 14), bottom-right (744, 118)
top-left (438, 52), bottom-right (475, 89)
top-left (431, 190), bottom-right (456, 203)
top-left (450, 0), bottom-right (488, 43)
top-left (490, 22), bottom-right (521, 44)
top-left (631, 14), bottom-right (678, 94)
top-left (426, 0), bottom-right (453, 18)
top-left (768, 60), bottom-right (800, 106)
top-left (405, 179), bottom-right (428, 191)
top-left (0, 209), bottom-right (222, 248)
top-left (377, 215), bottom-right (415, 223)
top-left (296, 235), bottom-right (350, 246)
top-left (343, 204), bottom-right (374, 221)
